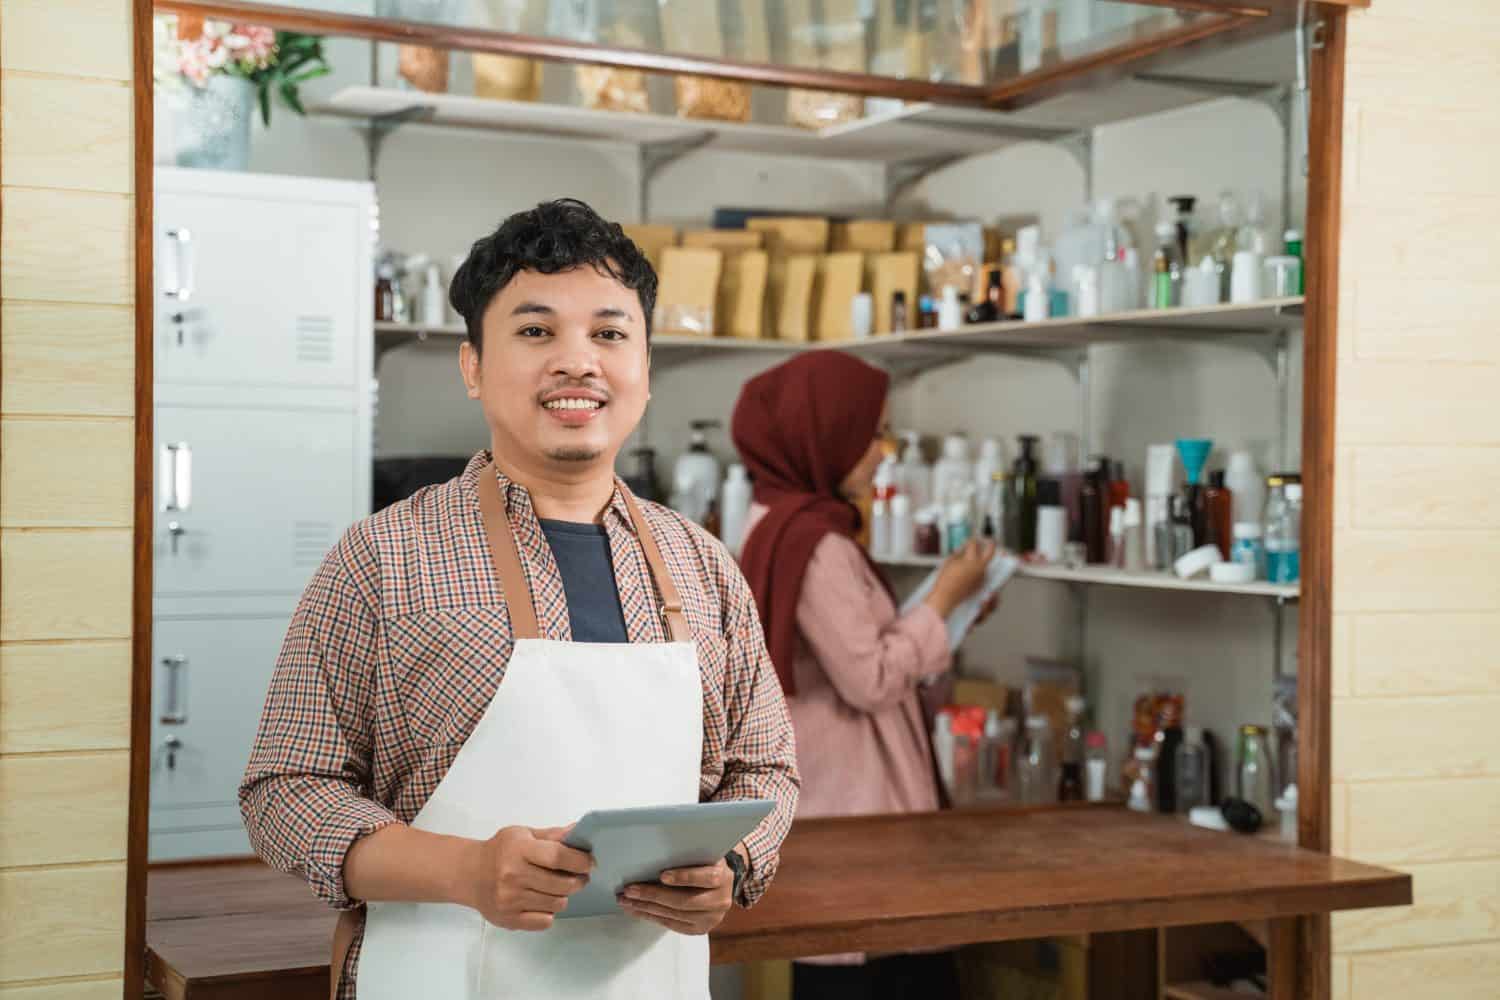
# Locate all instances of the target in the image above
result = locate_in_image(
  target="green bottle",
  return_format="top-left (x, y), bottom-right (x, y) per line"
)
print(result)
top-left (1284, 229), bottom-right (1304, 294)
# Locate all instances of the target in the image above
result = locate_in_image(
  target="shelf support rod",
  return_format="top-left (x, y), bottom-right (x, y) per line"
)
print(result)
top-left (1272, 594), bottom-right (1288, 680)
top-left (637, 132), bottom-right (714, 221)
top-left (1078, 347), bottom-right (1092, 463)
top-left (1273, 329), bottom-right (1291, 472)
top-left (1052, 130), bottom-right (1095, 202)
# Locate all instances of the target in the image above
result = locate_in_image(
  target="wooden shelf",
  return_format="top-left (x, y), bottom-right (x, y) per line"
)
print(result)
top-left (375, 298), bottom-right (1302, 365)
top-left (877, 555), bottom-right (1299, 600)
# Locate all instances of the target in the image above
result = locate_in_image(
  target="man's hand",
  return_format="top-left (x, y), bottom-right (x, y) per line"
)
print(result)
top-left (618, 851), bottom-right (739, 935)
top-left (464, 825), bottom-right (593, 932)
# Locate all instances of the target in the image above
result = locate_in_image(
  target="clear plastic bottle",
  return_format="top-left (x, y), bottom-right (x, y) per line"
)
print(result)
top-left (1264, 474), bottom-right (1302, 583)
top-left (1058, 695), bottom-right (1086, 802)
top-left (1150, 222), bottom-right (1182, 309)
top-left (1084, 731), bottom-right (1109, 802)
top-left (1017, 717), bottom-right (1057, 805)
top-left (1238, 190), bottom-right (1273, 256)
top-left (1175, 726), bottom-right (1209, 813)
top-left (1208, 190), bottom-right (1242, 302)
top-left (1127, 746), bottom-right (1157, 813)
top-left (980, 710), bottom-right (1015, 797)
top-left (1237, 724), bottom-right (1277, 818)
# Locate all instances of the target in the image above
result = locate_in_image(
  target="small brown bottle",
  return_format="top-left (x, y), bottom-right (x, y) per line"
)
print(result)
top-left (890, 290), bottom-right (909, 333)
top-left (1203, 470), bottom-right (1234, 559)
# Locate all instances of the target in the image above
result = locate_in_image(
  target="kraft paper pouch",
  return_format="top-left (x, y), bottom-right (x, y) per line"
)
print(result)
top-left (654, 247), bottom-right (722, 335)
top-left (871, 251), bottom-right (920, 334)
top-left (776, 254), bottom-right (818, 342)
top-left (621, 224), bottom-right (679, 272)
top-left (832, 220), bottom-right (897, 254)
top-left (721, 250), bottom-right (768, 340)
top-left (749, 217), bottom-right (829, 338)
top-left (682, 229), bottom-right (765, 254)
top-left (815, 252), bottom-right (865, 342)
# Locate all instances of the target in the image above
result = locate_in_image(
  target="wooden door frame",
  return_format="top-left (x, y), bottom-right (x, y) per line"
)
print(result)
top-left (121, 3), bottom-right (1350, 997)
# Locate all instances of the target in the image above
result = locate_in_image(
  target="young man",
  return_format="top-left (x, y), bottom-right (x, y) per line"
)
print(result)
top-left (240, 199), bottom-right (799, 1000)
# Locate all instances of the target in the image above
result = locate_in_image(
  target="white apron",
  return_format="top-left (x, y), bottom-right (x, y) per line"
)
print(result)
top-left (342, 466), bottom-right (709, 1000)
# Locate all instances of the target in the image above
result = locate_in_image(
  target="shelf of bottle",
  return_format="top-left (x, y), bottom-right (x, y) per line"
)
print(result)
top-left (876, 554), bottom-right (1299, 600)
top-left (374, 298), bottom-right (1302, 363)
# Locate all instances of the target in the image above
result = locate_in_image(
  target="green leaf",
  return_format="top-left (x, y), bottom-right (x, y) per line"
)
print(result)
top-left (289, 65), bottom-right (331, 85)
top-left (280, 80), bottom-right (307, 116)
top-left (258, 84), bottom-right (272, 126)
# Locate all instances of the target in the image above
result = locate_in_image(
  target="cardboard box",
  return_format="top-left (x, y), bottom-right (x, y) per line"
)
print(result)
top-left (832, 220), bottom-right (897, 254)
top-left (776, 254), bottom-right (818, 342)
top-left (654, 247), bottom-right (722, 335)
top-left (871, 251), bottom-right (920, 334)
top-left (720, 250), bottom-right (768, 340)
top-left (622, 224), bottom-right (678, 272)
top-left (814, 252), bottom-right (865, 342)
top-left (682, 229), bottom-right (765, 253)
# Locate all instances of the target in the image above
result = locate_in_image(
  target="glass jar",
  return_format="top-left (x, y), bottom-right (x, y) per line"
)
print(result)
top-left (1127, 746), bottom-right (1156, 813)
top-left (1016, 717), bottom-right (1057, 805)
top-left (1237, 724), bottom-right (1276, 817)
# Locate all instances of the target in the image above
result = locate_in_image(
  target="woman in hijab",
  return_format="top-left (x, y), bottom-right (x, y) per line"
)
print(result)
top-left (733, 352), bottom-right (994, 1000)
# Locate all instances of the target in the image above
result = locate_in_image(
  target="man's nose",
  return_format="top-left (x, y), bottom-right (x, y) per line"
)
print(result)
top-left (549, 337), bottom-right (603, 380)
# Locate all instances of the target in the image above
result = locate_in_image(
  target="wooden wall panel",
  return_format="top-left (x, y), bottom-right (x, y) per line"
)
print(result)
top-left (1333, 532), bottom-right (1500, 614)
top-left (0, 980), bottom-right (125, 1000)
top-left (1, 418), bottom-right (134, 527)
top-left (1335, 361), bottom-right (1500, 447)
top-left (1349, 612), bottom-right (1500, 697)
top-left (0, 302), bottom-right (135, 417)
top-left (0, 188), bottom-right (132, 305)
top-left (0, 530), bottom-right (132, 641)
top-left (0, 640), bottom-right (132, 753)
top-left (0, 74), bottom-right (133, 193)
top-left (1347, 778), bottom-right (1500, 866)
top-left (1349, 942), bottom-right (1500, 1000)
top-left (0, 0), bottom-right (134, 81)
top-left (1333, 860), bottom-right (1500, 954)
top-left (1349, 446), bottom-right (1500, 529)
top-left (0, 752), bottom-right (130, 867)
top-left (1345, 276), bottom-right (1500, 364)
top-left (1332, 695), bottom-right (1500, 783)
top-left (0, 865), bottom-right (128, 982)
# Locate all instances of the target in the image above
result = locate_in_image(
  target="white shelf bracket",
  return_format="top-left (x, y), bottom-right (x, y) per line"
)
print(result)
top-left (883, 153), bottom-right (968, 209)
top-left (637, 132), bottom-right (714, 221)
top-left (1051, 131), bottom-right (1095, 201)
top-left (359, 104), bottom-right (436, 182)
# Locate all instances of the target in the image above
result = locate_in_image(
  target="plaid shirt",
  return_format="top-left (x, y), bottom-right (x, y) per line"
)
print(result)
top-left (240, 452), bottom-right (798, 997)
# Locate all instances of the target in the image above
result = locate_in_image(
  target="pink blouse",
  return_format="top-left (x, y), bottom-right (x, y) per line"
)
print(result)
top-left (743, 505), bottom-right (952, 820)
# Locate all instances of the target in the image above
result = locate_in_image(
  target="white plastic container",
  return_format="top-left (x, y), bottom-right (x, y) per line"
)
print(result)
top-left (889, 493), bottom-right (913, 559)
top-left (938, 285), bottom-right (963, 331)
top-left (1224, 450), bottom-right (1264, 526)
top-left (1231, 249), bottom-right (1263, 303)
top-left (851, 292), bottom-right (874, 339)
top-left (932, 433), bottom-right (973, 510)
top-left (718, 463), bottom-right (752, 557)
top-left (897, 431), bottom-right (932, 511)
top-left (870, 498), bottom-right (892, 560)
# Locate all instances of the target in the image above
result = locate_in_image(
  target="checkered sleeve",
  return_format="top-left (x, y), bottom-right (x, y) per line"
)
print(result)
top-left (711, 557), bottom-right (800, 907)
top-left (239, 524), bottom-right (400, 910)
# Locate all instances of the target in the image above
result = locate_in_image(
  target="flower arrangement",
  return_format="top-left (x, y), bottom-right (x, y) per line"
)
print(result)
top-left (159, 16), bottom-right (331, 125)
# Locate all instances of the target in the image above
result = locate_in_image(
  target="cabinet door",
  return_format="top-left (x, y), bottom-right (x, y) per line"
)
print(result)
top-left (154, 403), bottom-right (363, 600)
top-left (155, 184), bottom-right (365, 390)
top-left (149, 613), bottom-right (287, 860)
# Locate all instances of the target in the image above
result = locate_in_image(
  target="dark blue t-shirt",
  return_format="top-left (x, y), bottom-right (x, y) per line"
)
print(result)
top-left (538, 519), bottom-right (629, 643)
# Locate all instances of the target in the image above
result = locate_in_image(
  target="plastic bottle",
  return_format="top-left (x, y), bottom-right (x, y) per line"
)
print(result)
top-left (988, 471), bottom-right (1010, 545)
top-left (973, 437), bottom-right (1004, 534)
top-left (1122, 497), bottom-right (1146, 572)
top-left (1238, 190), bottom-right (1273, 256)
top-left (1154, 699), bottom-right (1184, 813)
top-left (1084, 732), bottom-right (1109, 802)
top-left (1150, 222), bottom-right (1182, 309)
top-left (1010, 434), bottom-right (1041, 552)
top-left (980, 709), bottom-right (1014, 795)
top-left (897, 431), bottom-right (932, 511)
top-left (889, 493), bottom-right (913, 560)
top-left (1127, 746), bottom-right (1156, 813)
top-left (944, 490), bottom-right (974, 553)
top-left (1058, 695), bottom-right (1087, 802)
top-left (870, 498), bottom-right (892, 560)
top-left (1231, 522), bottom-right (1265, 580)
top-left (1204, 470), bottom-right (1234, 560)
top-left (719, 464), bottom-right (753, 557)
top-left (938, 285), bottom-right (963, 331)
top-left (1175, 726), bottom-right (1209, 813)
top-left (1024, 264), bottom-right (1051, 322)
top-left (1168, 194), bottom-right (1201, 264)
top-left (421, 260), bottom-right (447, 327)
top-left (1017, 716), bottom-right (1057, 805)
top-left (1081, 458), bottom-right (1108, 564)
top-left (933, 433), bottom-right (973, 512)
top-left (1264, 474), bottom-right (1302, 583)
top-left (1224, 450), bottom-right (1264, 526)
top-left (669, 420), bottom-right (722, 525)
top-left (933, 713), bottom-right (955, 795)
top-left (1283, 229), bottom-right (1305, 294)
top-left (1208, 190), bottom-right (1241, 302)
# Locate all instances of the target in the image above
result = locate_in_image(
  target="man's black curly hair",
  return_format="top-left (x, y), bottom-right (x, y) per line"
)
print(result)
top-left (449, 198), bottom-right (657, 356)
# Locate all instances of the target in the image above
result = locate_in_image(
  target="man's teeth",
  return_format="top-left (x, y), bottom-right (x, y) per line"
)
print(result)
top-left (544, 398), bottom-right (603, 411)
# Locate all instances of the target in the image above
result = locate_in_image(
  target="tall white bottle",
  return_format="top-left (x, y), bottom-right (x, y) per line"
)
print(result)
top-left (719, 463), bottom-right (753, 557)
top-left (898, 431), bottom-right (933, 511)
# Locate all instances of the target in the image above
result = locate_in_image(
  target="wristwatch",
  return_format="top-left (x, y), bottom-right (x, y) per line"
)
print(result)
top-left (723, 849), bottom-right (747, 901)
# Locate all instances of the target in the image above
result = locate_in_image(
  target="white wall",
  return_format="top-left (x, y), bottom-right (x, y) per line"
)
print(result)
top-left (236, 35), bottom-right (1303, 788)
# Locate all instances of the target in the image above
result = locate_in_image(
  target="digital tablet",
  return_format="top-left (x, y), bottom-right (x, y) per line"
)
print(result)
top-left (559, 799), bottom-right (776, 919)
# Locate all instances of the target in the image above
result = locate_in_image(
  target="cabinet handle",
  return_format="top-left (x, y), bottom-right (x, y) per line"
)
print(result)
top-left (161, 734), bottom-right (183, 772)
top-left (161, 442), bottom-right (192, 512)
top-left (160, 655), bottom-right (188, 724)
top-left (164, 228), bottom-right (194, 301)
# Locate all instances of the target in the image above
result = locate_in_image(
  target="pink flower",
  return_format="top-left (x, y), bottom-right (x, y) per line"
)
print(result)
top-left (177, 42), bottom-right (211, 86)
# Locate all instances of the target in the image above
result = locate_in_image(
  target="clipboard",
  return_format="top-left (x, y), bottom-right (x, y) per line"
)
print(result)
top-left (559, 799), bottom-right (775, 918)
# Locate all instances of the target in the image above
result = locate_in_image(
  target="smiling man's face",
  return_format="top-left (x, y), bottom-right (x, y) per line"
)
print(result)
top-left (460, 265), bottom-right (650, 477)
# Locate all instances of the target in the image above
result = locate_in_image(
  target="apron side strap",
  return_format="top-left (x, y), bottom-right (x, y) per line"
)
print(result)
top-left (478, 463), bottom-right (541, 641)
top-left (622, 491), bottom-right (692, 644)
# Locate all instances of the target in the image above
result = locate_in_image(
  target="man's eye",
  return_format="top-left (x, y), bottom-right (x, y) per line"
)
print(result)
top-left (518, 326), bottom-right (549, 338)
top-left (596, 328), bottom-right (627, 341)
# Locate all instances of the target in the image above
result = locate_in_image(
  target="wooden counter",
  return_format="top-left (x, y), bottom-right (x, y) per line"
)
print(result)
top-left (146, 807), bottom-right (1409, 1000)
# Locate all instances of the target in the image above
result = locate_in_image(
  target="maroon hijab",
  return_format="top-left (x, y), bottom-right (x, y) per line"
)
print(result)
top-left (732, 352), bottom-right (893, 696)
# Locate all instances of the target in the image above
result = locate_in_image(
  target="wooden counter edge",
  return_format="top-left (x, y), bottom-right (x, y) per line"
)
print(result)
top-left (709, 872), bottom-right (1412, 965)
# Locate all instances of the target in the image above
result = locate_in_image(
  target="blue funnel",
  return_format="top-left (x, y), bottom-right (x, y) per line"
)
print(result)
top-left (1176, 438), bottom-right (1213, 486)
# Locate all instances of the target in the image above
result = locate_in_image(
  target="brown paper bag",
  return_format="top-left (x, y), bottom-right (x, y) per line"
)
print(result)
top-left (654, 247), bottom-right (722, 335)
top-left (721, 250), bottom-right (769, 340)
top-left (621, 224), bottom-right (679, 273)
top-left (776, 255), bottom-right (818, 342)
top-left (681, 229), bottom-right (765, 253)
top-left (399, 46), bottom-right (449, 93)
top-left (871, 252), bottom-right (920, 334)
top-left (749, 217), bottom-right (829, 338)
top-left (832, 220), bottom-right (897, 254)
top-left (473, 54), bottom-right (542, 102)
top-left (815, 252), bottom-right (865, 342)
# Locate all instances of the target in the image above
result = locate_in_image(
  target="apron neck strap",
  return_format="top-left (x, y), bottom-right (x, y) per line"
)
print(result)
top-left (478, 464), bottom-right (540, 641)
top-left (477, 464), bottom-right (690, 644)
top-left (621, 491), bottom-right (691, 644)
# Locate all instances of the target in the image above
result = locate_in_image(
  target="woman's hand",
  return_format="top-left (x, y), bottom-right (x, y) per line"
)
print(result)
top-left (924, 538), bottom-right (997, 620)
